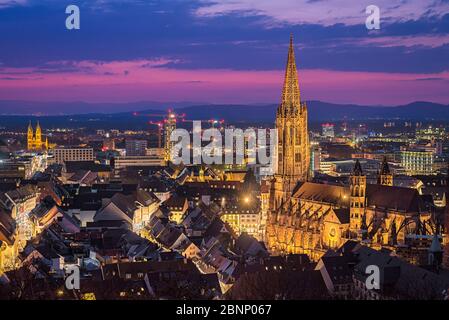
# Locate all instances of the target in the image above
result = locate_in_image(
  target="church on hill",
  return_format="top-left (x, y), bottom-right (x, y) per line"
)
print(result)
top-left (265, 36), bottom-right (439, 262)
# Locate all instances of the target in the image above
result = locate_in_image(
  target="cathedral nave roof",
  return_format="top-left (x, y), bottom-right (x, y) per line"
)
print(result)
top-left (291, 182), bottom-right (426, 214)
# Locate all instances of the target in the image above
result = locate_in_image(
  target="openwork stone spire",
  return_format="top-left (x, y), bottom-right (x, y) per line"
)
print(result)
top-left (380, 156), bottom-right (390, 175)
top-left (271, 34), bottom-right (309, 209)
top-left (353, 159), bottom-right (363, 176)
top-left (281, 34), bottom-right (300, 108)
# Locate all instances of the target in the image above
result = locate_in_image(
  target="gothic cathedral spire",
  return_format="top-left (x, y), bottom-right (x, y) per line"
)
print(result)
top-left (377, 156), bottom-right (393, 186)
top-left (270, 35), bottom-right (310, 209)
top-left (281, 34), bottom-right (301, 108)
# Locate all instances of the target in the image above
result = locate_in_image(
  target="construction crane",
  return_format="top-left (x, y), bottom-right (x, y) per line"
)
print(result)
top-left (132, 109), bottom-right (179, 149)
top-left (148, 120), bottom-right (163, 148)
top-left (132, 109), bottom-right (226, 157)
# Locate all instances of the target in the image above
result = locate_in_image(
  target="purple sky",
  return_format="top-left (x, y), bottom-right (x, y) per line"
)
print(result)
top-left (0, 0), bottom-right (448, 107)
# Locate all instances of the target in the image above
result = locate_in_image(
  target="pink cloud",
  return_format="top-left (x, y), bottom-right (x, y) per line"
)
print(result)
top-left (0, 59), bottom-right (448, 106)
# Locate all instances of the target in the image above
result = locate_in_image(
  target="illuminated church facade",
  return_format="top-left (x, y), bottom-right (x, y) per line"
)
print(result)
top-left (265, 36), bottom-right (437, 262)
top-left (27, 121), bottom-right (48, 151)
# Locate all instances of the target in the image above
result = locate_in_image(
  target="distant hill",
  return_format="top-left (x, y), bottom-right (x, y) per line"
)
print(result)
top-left (1, 101), bottom-right (449, 130)
top-left (170, 101), bottom-right (449, 122)
top-left (0, 100), bottom-right (197, 115)
top-left (306, 101), bottom-right (449, 121)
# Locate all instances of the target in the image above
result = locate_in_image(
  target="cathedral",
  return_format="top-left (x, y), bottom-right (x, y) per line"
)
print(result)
top-left (265, 36), bottom-right (438, 262)
top-left (27, 121), bottom-right (48, 151)
top-left (269, 35), bottom-right (309, 211)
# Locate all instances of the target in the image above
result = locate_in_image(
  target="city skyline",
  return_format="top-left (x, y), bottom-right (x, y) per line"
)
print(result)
top-left (2, 0), bottom-right (449, 305)
top-left (0, 1), bottom-right (448, 107)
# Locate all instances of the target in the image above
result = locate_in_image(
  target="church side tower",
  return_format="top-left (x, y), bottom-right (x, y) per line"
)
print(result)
top-left (270, 35), bottom-right (310, 209)
top-left (378, 156), bottom-right (393, 186)
top-left (350, 160), bottom-right (366, 236)
top-left (27, 121), bottom-right (34, 150)
top-left (35, 121), bottom-right (42, 147)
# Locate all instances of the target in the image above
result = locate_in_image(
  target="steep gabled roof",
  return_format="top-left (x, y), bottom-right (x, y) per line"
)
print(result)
top-left (292, 182), bottom-right (423, 213)
top-left (319, 255), bottom-right (354, 285)
top-left (292, 182), bottom-right (349, 205)
top-left (366, 184), bottom-right (422, 212)
top-left (164, 194), bottom-right (187, 209)
top-left (333, 208), bottom-right (350, 224)
top-left (107, 193), bottom-right (137, 219)
top-left (135, 188), bottom-right (159, 206)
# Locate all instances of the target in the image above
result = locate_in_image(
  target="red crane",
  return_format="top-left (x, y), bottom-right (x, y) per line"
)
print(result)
top-left (132, 109), bottom-right (226, 147)
top-left (133, 109), bottom-right (183, 148)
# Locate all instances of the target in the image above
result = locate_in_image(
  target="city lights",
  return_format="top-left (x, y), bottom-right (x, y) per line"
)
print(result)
top-left (0, 0), bottom-right (448, 306)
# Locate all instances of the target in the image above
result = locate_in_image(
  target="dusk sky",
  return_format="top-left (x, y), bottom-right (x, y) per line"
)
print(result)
top-left (0, 0), bottom-right (449, 107)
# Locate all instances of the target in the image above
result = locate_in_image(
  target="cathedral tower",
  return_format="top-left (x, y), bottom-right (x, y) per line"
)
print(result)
top-left (270, 35), bottom-right (310, 209)
top-left (377, 156), bottom-right (393, 186)
top-left (350, 160), bottom-right (366, 236)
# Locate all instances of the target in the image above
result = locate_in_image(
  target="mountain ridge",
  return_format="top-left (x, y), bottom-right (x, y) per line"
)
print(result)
top-left (0, 100), bottom-right (448, 122)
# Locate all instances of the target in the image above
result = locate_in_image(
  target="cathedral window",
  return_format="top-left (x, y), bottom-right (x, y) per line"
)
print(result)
top-left (290, 127), bottom-right (294, 144)
top-left (295, 153), bottom-right (300, 162)
top-left (354, 186), bottom-right (359, 197)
